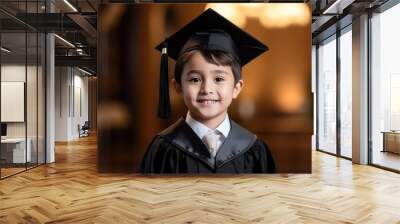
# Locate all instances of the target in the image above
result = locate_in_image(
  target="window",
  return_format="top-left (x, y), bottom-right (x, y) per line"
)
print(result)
top-left (317, 35), bottom-right (337, 154)
top-left (0, 1), bottom-right (47, 179)
top-left (371, 3), bottom-right (400, 171)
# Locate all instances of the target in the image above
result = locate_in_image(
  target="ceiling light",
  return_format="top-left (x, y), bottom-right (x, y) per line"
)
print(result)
top-left (322, 0), bottom-right (355, 15)
top-left (54, 34), bottom-right (75, 48)
top-left (260, 4), bottom-right (310, 28)
top-left (1, 47), bottom-right (11, 53)
top-left (63, 0), bottom-right (78, 12)
top-left (77, 67), bottom-right (93, 76)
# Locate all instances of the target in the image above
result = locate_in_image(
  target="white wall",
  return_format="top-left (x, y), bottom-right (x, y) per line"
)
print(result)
top-left (55, 67), bottom-right (89, 141)
top-left (1, 65), bottom-right (37, 138)
top-left (55, 66), bottom-right (69, 141)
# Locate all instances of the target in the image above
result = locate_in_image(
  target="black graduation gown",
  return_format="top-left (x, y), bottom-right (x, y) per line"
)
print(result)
top-left (140, 118), bottom-right (275, 174)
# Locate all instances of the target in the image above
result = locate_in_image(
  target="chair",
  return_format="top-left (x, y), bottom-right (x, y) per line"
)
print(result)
top-left (79, 121), bottom-right (90, 138)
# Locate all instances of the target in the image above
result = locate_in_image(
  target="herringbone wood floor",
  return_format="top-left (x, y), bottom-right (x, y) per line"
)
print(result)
top-left (1, 135), bottom-right (400, 223)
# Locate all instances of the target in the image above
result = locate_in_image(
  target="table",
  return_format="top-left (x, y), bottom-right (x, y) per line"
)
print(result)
top-left (1, 138), bottom-right (32, 163)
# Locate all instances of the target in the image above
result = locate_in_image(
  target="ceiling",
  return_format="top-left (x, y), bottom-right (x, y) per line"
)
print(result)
top-left (1, 0), bottom-right (98, 73)
top-left (311, 0), bottom-right (391, 43)
top-left (1, 0), bottom-right (396, 73)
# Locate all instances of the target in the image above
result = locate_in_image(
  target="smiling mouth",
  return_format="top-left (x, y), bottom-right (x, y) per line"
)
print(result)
top-left (197, 99), bottom-right (220, 105)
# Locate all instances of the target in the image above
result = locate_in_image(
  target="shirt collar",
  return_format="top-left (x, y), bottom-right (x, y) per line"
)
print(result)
top-left (185, 112), bottom-right (231, 139)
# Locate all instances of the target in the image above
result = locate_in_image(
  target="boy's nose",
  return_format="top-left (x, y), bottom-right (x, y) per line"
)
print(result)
top-left (200, 79), bottom-right (214, 94)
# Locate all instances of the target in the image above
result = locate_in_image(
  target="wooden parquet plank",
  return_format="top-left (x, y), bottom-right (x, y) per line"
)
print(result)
top-left (1, 135), bottom-right (400, 223)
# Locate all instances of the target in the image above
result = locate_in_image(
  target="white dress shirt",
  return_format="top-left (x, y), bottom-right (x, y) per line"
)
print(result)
top-left (185, 112), bottom-right (231, 156)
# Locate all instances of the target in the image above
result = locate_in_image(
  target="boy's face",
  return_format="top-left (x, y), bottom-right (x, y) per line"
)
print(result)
top-left (173, 51), bottom-right (243, 123)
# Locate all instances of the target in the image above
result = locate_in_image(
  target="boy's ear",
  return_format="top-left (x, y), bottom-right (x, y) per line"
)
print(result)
top-left (172, 79), bottom-right (182, 94)
top-left (232, 79), bottom-right (244, 99)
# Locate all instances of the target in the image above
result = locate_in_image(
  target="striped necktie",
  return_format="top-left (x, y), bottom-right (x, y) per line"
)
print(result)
top-left (203, 130), bottom-right (219, 157)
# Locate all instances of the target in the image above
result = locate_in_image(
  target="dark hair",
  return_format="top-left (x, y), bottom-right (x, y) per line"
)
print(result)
top-left (174, 48), bottom-right (241, 84)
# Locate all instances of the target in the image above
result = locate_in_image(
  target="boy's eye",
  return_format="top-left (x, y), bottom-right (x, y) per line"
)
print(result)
top-left (215, 77), bottom-right (225, 82)
top-left (189, 77), bottom-right (201, 83)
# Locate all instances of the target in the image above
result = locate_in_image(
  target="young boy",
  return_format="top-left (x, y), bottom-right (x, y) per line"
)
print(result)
top-left (141, 8), bottom-right (275, 174)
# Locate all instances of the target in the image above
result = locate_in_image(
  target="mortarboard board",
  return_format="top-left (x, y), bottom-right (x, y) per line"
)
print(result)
top-left (156, 8), bottom-right (268, 119)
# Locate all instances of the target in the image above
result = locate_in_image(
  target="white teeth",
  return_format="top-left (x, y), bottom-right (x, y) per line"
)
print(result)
top-left (198, 100), bottom-right (218, 105)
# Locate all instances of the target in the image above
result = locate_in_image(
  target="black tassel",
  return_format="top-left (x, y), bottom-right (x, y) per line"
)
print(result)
top-left (158, 41), bottom-right (171, 119)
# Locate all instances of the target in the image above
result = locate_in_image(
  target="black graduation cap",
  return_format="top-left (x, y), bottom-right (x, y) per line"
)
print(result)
top-left (156, 8), bottom-right (268, 119)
